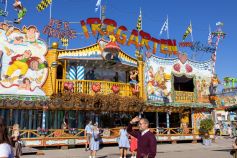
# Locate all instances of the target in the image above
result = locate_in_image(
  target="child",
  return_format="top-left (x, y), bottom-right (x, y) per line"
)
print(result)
top-left (129, 135), bottom-right (137, 158)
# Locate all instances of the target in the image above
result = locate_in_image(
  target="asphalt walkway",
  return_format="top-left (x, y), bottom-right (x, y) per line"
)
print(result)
top-left (22, 137), bottom-right (234, 158)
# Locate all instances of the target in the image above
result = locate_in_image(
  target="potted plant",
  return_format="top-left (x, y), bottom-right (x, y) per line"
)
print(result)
top-left (199, 118), bottom-right (214, 146)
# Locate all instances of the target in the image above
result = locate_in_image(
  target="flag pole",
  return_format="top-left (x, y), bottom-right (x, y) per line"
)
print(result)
top-left (208, 24), bottom-right (211, 45)
top-left (190, 20), bottom-right (194, 42)
top-left (167, 15), bottom-right (169, 39)
top-left (209, 24), bottom-right (211, 34)
top-left (140, 7), bottom-right (142, 31)
top-left (4, 0), bottom-right (7, 12)
top-left (3, 0), bottom-right (8, 22)
top-left (48, 0), bottom-right (53, 47)
top-left (100, 0), bottom-right (102, 20)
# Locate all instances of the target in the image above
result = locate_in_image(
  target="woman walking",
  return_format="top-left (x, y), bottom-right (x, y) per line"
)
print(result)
top-left (89, 123), bottom-right (101, 158)
top-left (0, 117), bottom-right (14, 158)
top-left (118, 127), bottom-right (130, 158)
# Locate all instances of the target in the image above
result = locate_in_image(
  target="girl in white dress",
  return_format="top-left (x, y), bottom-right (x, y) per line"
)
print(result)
top-left (118, 127), bottom-right (130, 158)
top-left (89, 123), bottom-right (101, 158)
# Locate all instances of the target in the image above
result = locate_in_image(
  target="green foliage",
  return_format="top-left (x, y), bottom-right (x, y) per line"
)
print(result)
top-left (200, 118), bottom-right (214, 133)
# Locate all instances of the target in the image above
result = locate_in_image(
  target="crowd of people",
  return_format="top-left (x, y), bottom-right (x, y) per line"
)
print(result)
top-left (214, 122), bottom-right (236, 138)
top-left (4, 114), bottom-right (237, 158)
top-left (84, 116), bottom-right (157, 158)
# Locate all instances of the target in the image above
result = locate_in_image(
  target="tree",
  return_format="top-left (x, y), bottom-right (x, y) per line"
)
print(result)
top-left (199, 118), bottom-right (214, 135)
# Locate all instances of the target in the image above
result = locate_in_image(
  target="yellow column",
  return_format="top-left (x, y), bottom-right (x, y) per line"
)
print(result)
top-left (42, 42), bottom-right (58, 96)
top-left (136, 51), bottom-right (146, 100)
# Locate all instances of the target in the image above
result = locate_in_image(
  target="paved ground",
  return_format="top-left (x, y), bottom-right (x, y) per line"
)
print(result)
top-left (22, 137), bottom-right (235, 158)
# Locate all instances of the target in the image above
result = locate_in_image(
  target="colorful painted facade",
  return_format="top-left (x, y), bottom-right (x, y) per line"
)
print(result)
top-left (0, 23), bottom-right (218, 146)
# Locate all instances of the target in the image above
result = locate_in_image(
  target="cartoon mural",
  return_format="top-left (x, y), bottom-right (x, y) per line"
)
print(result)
top-left (0, 23), bottom-right (48, 95)
top-left (144, 53), bottom-right (214, 103)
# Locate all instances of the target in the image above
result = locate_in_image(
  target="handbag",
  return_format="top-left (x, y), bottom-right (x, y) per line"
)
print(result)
top-left (94, 133), bottom-right (101, 141)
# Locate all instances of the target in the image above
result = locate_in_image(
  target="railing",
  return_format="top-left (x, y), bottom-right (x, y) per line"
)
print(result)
top-left (174, 91), bottom-right (195, 103)
top-left (55, 79), bottom-right (133, 97)
top-left (13, 127), bottom-right (210, 147)
top-left (16, 127), bottom-right (196, 139)
top-left (197, 95), bottom-right (210, 103)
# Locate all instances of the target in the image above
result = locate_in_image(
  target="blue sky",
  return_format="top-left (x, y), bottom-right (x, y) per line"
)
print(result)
top-left (1, 0), bottom-right (236, 84)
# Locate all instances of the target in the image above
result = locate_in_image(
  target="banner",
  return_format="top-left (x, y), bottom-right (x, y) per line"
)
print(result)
top-left (43, 19), bottom-right (77, 39)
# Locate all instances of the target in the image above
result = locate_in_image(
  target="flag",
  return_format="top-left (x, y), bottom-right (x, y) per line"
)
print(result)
top-left (216, 21), bottom-right (224, 26)
top-left (37, 0), bottom-right (52, 12)
top-left (208, 25), bottom-right (212, 45)
top-left (61, 38), bottom-right (69, 47)
top-left (136, 8), bottom-right (142, 31)
top-left (95, 0), bottom-right (101, 12)
top-left (183, 22), bottom-right (192, 41)
top-left (160, 17), bottom-right (168, 35)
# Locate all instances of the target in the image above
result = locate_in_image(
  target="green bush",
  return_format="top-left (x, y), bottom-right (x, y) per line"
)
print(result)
top-left (199, 118), bottom-right (214, 134)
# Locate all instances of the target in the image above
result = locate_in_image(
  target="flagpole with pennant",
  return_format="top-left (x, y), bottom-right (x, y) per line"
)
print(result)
top-left (182, 21), bottom-right (193, 41)
top-left (166, 15), bottom-right (169, 39)
top-left (48, 0), bottom-right (52, 46)
top-left (135, 8), bottom-right (143, 58)
top-left (159, 15), bottom-right (169, 39)
top-left (190, 21), bottom-right (193, 42)
top-left (4, 0), bottom-right (8, 21)
top-left (95, 0), bottom-right (102, 19)
top-left (208, 24), bottom-right (212, 45)
top-left (136, 8), bottom-right (142, 32)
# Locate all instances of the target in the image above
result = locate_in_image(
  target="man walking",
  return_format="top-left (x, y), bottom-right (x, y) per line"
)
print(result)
top-left (127, 116), bottom-right (157, 158)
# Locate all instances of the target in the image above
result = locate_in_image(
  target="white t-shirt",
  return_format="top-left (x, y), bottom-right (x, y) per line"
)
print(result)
top-left (85, 124), bottom-right (92, 134)
top-left (0, 143), bottom-right (14, 158)
top-left (215, 124), bottom-right (220, 130)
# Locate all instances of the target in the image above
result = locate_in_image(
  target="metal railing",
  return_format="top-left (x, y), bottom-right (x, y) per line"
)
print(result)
top-left (174, 91), bottom-right (195, 103)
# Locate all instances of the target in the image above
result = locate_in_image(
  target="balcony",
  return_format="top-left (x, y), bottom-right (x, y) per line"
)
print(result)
top-left (55, 79), bottom-right (133, 97)
top-left (174, 91), bottom-right (195, 103)
top-left (197, 95), bottom-right (210, 103)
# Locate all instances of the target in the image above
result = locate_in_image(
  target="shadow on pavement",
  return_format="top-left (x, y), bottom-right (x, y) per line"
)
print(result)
top-left (211, 149), bottom-right (232, 153)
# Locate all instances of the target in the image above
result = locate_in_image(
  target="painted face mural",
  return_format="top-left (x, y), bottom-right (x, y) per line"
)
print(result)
top-left (0, 24), bottom-right (48, 96)
top-left (144, 55), bottom-right (214, 103)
